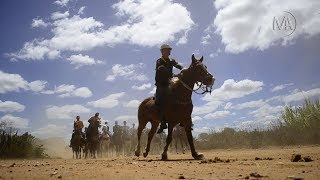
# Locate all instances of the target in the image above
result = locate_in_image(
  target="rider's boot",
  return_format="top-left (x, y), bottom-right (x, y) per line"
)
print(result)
top-left (155, 87), bottom-right (167, 134)
top-left (157, 112), bottom-right (167, 134)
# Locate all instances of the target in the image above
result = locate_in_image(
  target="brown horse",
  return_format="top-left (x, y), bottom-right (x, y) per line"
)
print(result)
top-left (71, 130), bottom-right (83, 159)
top-left (135, 54), bottom-right (214, 160)
top-left (86, 120), bottom-right (101, 158)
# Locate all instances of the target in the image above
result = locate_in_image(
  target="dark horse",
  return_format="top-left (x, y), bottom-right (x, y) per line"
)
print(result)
top-left (135, 54), bottom-right (214, 160)
top-left (86, 120), bottom-right (101, 158)
top-left (71, 129), bottom-right (83, 159)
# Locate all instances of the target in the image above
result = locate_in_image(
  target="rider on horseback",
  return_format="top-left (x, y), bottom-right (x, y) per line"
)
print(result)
top-left (70, 115), bottom-right (85, 147)
top-left (88, 112), bottom-right (101, 125)
top-left (102, 122), bottom-right (111, 136)
top-left (155, 44), bottom-right (183, 134)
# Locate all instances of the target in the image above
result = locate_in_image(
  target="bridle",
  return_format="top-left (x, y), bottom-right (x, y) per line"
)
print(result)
top-left (178, 68), bottom-right (213, 95)
top-left (179, 79), bottom-right (213, 95)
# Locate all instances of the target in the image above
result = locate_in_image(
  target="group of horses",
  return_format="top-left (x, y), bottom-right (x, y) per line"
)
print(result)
top-left (71, 121), bottom-right (135, 159)
top-left (70, 120), bottom-right (109, 159)
top-left (70, 122), bottom-right (189, 159)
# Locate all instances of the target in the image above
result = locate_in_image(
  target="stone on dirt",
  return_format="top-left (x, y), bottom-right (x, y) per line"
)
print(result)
top-left (291, 154), bottom-right (302, 162)
top-left (303, 156), bottom-right (313, 162)
top-left (286, 175), bottom-right (303, 180)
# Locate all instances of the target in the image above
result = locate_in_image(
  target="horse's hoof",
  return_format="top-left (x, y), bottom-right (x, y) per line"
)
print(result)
top-left (192, 153), bottom-right (204, 160)
top-left (135, 150), bottom-right (140, 157)
top-left (161, 154), bottom-right (168, 161)
top-left (143, 152), bottom-right (148, 158)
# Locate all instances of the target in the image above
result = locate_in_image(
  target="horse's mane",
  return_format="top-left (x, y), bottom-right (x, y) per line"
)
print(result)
top-left (169, 68), bottom-right (189, 88)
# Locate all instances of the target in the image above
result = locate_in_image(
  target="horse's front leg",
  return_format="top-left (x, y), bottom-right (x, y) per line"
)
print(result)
top-left (185, 124), bottom-right (204, 160)
top-left (143, 121), bottom-right (159, 157)
top-left (135, 121), bottom-right (147, 157)
top-left (161, 123), bottom-right (174, 160)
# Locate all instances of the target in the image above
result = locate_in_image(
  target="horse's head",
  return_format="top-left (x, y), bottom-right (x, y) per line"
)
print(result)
top-left (189, 54), bottom-right (215, 88)
top-left (95, 120), bottom-right (101, 128)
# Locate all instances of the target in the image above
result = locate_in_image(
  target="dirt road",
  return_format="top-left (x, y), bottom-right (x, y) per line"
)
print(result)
top-left (0, 146), bottom-right (319, 179)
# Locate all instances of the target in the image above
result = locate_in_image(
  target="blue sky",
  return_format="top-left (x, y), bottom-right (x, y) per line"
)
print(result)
top-left (0, 0), bottom-right (320, 139)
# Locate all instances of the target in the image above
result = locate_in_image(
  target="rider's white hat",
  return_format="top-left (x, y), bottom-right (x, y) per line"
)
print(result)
top-left (160, 44), bottom-right (172, 50)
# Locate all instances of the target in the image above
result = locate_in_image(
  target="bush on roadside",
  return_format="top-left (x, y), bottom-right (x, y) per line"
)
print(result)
top-left (0, 121), bottom-right (48, 159)
top-left (195, 99), bottom-right (320, 149)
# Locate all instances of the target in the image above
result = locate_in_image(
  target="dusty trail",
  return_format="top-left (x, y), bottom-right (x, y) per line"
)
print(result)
top-left (0, 146), bottom-right (319, 179)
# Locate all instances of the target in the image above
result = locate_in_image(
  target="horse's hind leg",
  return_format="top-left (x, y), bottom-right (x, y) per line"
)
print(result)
top-left (135, 120), bottom-right (147, 157)
top-left (161, 123), bottom-right (174, 160)
top-left (143, 121), bottom-right (159, 158)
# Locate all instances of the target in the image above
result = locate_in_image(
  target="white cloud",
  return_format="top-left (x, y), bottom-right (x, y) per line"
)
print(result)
top-left (192, 116), bottom-right (203, 121)
top-left (176, 31), bottom-right (189, 45)
top-left (232, 99), bottom-right (266, 110)
top-left (0, 100), bottom-right (25, 112)
top-left (0, 114), bottom-right (29, 129)
top-left (194, 79), bottom-right (263, 116)
top-left (106, 63), bottom-right (148, 82)
top-left (32, 124), bottom-right (67, 138)
top-left (234, 103), bottom-right (284, 129)
top-left (201, 34), bottom-right (211, 45)
top-left (132, 83), bottom-right (152, 90)
top-left (88, 92), bottom-right (125, 109)
top-left (72, 87), bottom-right (93, 98)
top-left (282, 88), bottom-right (320, 103)
top-left (51, 84), bottom-right (93, 98)
top-left (6, 39), bottom-right (61, 61)
top-left (46, 104), bottom-right (91, 120)
top-left (28, 80), bottom-right (47, 92)
top-left (0, 70), bottom-right (49, 94)
top-left (0, 71), bottom-right (28, 93)
top-left (67, 54), bottom-right (103, 69)
top-left (212, 0), bottom-right (320, 53)
top-left (54, 84), bottom-right (74, 94)
top-left (203, 111), bottom-right (231, 120)
top-left (110, 0), bottom-right (194, 46)
top-left (266, 87), bottom-right (320, 103)
top-left (202, 79), bottom-right (264, 102)
top-left (8, 0), bottom-right (194, 61)
top-left (209, 48), bottom-right (222, 59)
top-left (271, 83), bottom-right (294, 92)
top-left (6, 15), bottom-right (103, 61)
top-left (224, 102), bottom-right (232, 110)
top-left (124, 100), bottom-right (141, 108)
top-left (149, 87), bottom-right (156, 94)
top-left (51, 11), bottom-right (70, 20)
top-left (78, 6), bottom-right (86, 15)
top-left (54, 0), bottom-right (70, 7)
top-left (31, 18), bottom-right (48, 28)
top-left (193, 101), bottom-right (222, 116)
top-left (249, 104), bottom-right (283, 119)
